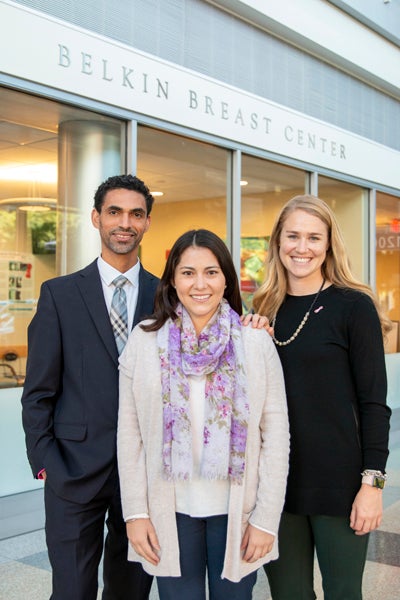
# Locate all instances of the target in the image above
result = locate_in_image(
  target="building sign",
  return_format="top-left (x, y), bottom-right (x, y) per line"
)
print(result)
top-left (1, 0), bottom-right (400, 189)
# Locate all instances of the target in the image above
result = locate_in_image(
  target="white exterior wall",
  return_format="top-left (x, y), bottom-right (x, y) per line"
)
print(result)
top-left (210, 0), bottom-right (400, 95)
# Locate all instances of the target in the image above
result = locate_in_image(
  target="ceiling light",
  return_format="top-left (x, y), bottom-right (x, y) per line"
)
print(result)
top-left (0, 163), bottom-right (57, 183)
top-left (0, 197), bottom-right (57, 211)
top-left (151, 191), bottom-right (164, 197)
top-left (19, 205), bottom-right (52, 212)
top-left (240, 180), bottom-right (248, 186)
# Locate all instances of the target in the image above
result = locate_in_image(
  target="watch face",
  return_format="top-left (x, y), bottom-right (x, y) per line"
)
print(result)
top-left (373, 476), bottom-right (385, 489)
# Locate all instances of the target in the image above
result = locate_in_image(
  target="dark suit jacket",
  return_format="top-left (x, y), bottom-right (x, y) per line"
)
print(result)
top-left (21, 259), bottom-right (159, 504)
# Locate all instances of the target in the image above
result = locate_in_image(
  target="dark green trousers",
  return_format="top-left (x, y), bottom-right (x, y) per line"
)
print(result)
top-left (264, 512), bottom-right (369, 600)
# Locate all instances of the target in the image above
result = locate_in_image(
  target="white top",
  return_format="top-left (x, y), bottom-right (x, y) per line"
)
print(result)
top-left (174, 375), bottom-right (230, 517)
top-left (97, 256), bottom-right (140, 331)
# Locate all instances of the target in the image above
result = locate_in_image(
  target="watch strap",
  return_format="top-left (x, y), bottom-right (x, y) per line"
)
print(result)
top-left (361, 470), bottom-right (387, 489)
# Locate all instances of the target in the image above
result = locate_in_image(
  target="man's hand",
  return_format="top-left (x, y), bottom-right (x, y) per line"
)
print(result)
top-left (240, 524), bottom-right (275, 562)
top-left (126, 518), bottom-right (161, 565)
top-left (38, 469), bottom-right (47, 481)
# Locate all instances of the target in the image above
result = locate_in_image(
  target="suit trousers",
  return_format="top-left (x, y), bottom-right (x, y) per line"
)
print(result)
top-left (44, 466), bottom-right (153, 600)
top-left (264, 511), bottom-right (369, 600)
top-left (156, 512), bottom-right (257, 600)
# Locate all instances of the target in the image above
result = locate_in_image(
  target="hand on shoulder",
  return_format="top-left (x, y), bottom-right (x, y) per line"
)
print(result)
top-left (240, 313), bottom-right (274, 336)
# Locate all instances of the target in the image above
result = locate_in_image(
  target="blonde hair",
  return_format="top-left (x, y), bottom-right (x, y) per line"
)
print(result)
top-left (252, 194), bottom-right (391, 336)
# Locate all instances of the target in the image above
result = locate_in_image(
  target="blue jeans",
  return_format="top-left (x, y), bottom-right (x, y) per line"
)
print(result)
top-left (156, 512), bottom-right (257, 600)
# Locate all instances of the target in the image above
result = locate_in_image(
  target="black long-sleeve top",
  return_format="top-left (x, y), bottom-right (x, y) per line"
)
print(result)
top-left (273, 285), bottom-right (391, 516)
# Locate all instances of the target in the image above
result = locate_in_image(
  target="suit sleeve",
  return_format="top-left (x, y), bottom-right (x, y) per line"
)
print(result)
top-left (21, 282), bottom-right (62, 477)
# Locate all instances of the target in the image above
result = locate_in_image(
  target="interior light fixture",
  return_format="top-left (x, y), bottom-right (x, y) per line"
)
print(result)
top-left (0, 163), bottom-right (57, 183)
top-left (151, 191), bottom-right (164, 197)
top-left (240, 180), bottom-right (248, 186)
top-left (0, 197), bottom-right (57, 211)
top-left (18, 204), bottom-right (52, 212)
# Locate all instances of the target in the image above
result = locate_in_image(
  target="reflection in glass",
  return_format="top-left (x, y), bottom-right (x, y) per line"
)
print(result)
top-left (240, 154), bottom-right (306, 310)
top-left (0, 88), bottom-right (123, 387)
top-left (137, 126), bottom-right (229, 277)
top-left (376, 192), bottom-right (400, 353)
top-left (318, 176), bottom-right (368, 282)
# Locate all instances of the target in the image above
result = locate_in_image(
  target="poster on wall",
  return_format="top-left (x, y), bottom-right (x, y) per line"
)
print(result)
top-left (0, 253), bottom-right (35, 337)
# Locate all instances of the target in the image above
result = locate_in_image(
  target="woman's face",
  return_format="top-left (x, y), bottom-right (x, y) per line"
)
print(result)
top-left (173, 246), bottom-right (226, 335)
top-left (279, 209), bottom-right (329, 289)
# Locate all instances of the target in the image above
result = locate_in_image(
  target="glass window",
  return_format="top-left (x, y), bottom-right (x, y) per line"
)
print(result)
top-left (0, 88), bottom-right (123, 388)
top-left (376, 192), bottom-right (400, 353)
top-left (318, 176), bottom-right (369, 282)
top-left (137, 126), bottom-right (230, 277)
top-left (240, 154), bottom-right (306, 310)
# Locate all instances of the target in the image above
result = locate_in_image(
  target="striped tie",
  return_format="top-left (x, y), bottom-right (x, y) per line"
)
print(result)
top-left (110, 275), bottom-right (128, 355)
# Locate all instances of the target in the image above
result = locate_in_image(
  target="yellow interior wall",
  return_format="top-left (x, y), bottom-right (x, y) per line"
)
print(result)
top-left (142, 189), bottom-right (306, 277)
top-left (377, 249), bottom-right (400, 352)
top-left (141, 197), bottom-right (227, 276)
top-left (241, 188), bottom-right (305, 238)
top-left (141, 186), bottom-right (366, 279)
top-left (318, 186), bottom-right (367, 281)
top-left (376, 251), bottom-right (400, 322)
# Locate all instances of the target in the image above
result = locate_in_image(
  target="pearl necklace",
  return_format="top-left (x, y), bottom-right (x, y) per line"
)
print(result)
top-left (272, 279), bottom-right (326, 347)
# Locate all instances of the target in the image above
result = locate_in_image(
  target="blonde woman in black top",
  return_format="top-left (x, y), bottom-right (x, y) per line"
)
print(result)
top-left (253, 195), bottom-right (391, 600)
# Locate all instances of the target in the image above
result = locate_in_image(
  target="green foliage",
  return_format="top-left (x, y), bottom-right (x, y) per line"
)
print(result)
top-left (0, 210), bottom-right (17, 249)
top-left (27, 211), bottom-right (57, 254)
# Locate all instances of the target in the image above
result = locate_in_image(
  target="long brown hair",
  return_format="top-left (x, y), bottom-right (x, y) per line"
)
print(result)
top-left (142, 229), bottom-right (243, 332)
top-left (252, 194), bottom-right (391, 335)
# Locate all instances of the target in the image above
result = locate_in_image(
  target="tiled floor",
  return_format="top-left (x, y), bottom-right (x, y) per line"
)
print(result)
top-left (1, 408), bottom-right (399, 599)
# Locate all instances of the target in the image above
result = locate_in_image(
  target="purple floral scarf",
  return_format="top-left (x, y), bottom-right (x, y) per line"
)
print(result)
top-left (157, 299), bottom-right (249, 483)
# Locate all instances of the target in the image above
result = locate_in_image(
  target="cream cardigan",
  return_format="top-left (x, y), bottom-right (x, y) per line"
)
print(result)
top-left (117, 322), bottom-right (289, 583)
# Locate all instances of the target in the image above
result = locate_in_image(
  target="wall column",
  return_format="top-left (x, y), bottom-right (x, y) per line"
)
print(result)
top-left (57, 120), bottom-right (122, 274)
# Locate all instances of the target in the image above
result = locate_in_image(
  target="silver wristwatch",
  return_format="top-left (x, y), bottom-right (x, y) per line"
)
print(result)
top-left (361, 469), bottom-right (387, 489)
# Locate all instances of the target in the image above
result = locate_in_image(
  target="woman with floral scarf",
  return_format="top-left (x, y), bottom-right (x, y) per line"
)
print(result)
top-left (117, 229), bottom-right (289, 600)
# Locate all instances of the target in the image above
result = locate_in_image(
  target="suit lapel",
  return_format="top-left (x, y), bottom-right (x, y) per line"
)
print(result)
top-left (133, 266), bottom-right (158, 327)
top-left (76, 260), bottom-right (119, 365)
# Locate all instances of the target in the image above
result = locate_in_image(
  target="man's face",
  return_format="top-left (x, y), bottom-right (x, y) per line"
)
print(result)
top-left (91, 188), bottom-right (150, 264)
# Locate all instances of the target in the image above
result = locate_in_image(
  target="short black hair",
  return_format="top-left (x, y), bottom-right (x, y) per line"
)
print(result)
top-left (93, 174), bottom-right (154, 215)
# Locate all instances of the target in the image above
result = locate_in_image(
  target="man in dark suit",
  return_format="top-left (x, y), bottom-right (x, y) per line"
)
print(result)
top-left (21, 174), bottom-right (158, 600)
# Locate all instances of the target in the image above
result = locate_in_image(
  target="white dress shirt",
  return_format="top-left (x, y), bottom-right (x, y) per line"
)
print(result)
top-left (97, 256), bottom-right (140, 332)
